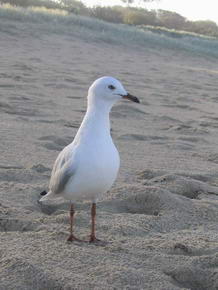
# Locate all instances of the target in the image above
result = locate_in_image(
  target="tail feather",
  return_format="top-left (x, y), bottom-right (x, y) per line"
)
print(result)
top-left (40, 190), bottom-right (53, 202)
top-left (39, 190), bottom-right (61, 202)
top-left (40, 190), bottom-right (47, 196)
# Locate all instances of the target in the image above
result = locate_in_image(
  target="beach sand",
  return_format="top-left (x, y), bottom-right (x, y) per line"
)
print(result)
top-left (1, 10), bottom-right (218, 289)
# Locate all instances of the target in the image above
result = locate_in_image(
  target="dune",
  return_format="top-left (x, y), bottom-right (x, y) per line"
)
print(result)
top-left (1, 6), bottom-right (218, 290)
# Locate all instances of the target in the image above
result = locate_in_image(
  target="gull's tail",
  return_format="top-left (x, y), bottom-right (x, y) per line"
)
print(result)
top-left (39, 190), bottom-right (56, 202)
top-left (40, 190), bottom-right (47, 196)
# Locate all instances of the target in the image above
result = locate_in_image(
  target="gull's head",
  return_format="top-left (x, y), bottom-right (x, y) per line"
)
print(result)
top-left (88, 76), bottom-right (139, 107)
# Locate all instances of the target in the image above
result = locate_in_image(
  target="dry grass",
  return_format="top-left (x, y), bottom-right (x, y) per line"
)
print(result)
top-left (1, 3), bottom-right (68, 16)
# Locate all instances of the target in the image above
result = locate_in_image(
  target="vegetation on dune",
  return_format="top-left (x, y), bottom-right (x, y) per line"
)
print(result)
top-left (89, 7), bottom-right (218, 38)
top-left (0, 0), bottom-right (61, 9)
top-left (1, 1), bottom-right (218, 59)
top-left (1, 0), bottom-right (218, 39)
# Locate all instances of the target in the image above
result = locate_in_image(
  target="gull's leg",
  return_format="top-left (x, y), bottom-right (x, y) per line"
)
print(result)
top-left (67, 204), bottom-right (84, 242)
top-left (89, 203), bottom-right (100, 243)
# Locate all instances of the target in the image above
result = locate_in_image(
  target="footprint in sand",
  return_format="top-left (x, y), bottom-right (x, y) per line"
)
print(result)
top-left (67, 96), bottom-right (82, 99)
top-left (8, 95), bottom-right (30, 101)
top-left (162, 103), bottom-right (195, 111)
top-left (0, 257), bottom-right (61, 289)
top-left (168, 124), bottom-right (209, 135)
top-left (142, 174), bottom-right (218, 199)
top-left (111, 104), bottom-right (148, 118)
top-left (64, 121), bottom-right (81, 128)
top-left (0, 166), bottom-right (48, 184)
top-left (158, 115), bottom-right (182, 124)
top-left (118, 134), bottom-right (168, 143)
top-left (0, 83), bottom-right (17, 88)
top-left (36, 119), bottom-right (80, 129)
top-left (0, 100), bottom-right (40, 117)
top-left (166, 141), bottom-right (195, 151)
top-left (31, 164), bottom-right (50, 173)
top-left (169, 241), bottom-right (217, 257)
top-left (137, 169), bottom-right (168, 180)
top-left (177, 136), bottom-right (208, 144)
top-left (74, 109), bottom-right (86, 113)
top-left (0, 218), bottom-right (38, 232)
top-left (199, 120), bottom-right (218, 129)
top-left (38, 135), bottom-right (73, 151)
top-left (137, 169), bottom-right (213, 183)
top-left (207, 153), bottom-right (218, 164)
top-left (0, 101), bottom-right (12, 112)
top-left (106, 185), bottom-right (194, 217)
top-left (164, 263), bottom-right (216, 290)
top-left (12, 63), bottom-right (34, 72)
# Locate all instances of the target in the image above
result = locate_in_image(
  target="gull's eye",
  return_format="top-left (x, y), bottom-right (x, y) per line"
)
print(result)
top-left (108, 85), bottom-right (116, 90)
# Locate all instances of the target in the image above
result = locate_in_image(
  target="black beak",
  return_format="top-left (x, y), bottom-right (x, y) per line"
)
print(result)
top-left (122, 93), bottom-right (140, 103)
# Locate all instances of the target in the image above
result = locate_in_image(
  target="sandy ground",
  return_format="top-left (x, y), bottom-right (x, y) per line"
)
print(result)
top-left (1, 13), bottom-right (218, 290)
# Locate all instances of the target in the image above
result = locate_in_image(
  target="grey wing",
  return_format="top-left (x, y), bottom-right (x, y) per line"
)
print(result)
top-left (49, 148), bottom-right (77, 194)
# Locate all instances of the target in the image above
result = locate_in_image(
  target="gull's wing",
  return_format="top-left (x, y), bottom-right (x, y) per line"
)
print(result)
top-left (49, 146), bottom-right (77, 195)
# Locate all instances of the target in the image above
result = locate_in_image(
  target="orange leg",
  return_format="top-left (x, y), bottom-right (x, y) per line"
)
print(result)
top-left (67, 204), bottom-right (84, 242)
top-left (89, 203), bottom-right (100, 243)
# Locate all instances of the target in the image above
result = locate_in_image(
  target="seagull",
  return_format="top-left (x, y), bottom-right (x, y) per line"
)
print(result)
top-left (40, 76), bottom-right (139, 243)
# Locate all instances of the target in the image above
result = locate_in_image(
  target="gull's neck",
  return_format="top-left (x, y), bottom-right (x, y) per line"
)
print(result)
top-left (74, 99), bottom-right (113, 143)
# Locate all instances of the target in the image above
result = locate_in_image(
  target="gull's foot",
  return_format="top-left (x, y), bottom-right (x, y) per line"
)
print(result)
top-left (89, 236), bottom-right (101, 243)
top-left (67, 234), bottom-right (86, 243)
top-left (89, 236), bottom-right (108, 246)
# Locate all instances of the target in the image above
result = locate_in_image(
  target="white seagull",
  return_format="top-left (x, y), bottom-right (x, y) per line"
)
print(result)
top-left (40, 76), bottom-right (139, 243)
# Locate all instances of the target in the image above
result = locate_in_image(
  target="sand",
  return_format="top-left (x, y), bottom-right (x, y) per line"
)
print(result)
top-left (1, 9), bottom-right (218, 290)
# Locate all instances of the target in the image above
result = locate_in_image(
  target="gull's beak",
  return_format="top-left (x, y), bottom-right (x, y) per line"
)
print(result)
top-left (122, 93), bottom-right (140, 103)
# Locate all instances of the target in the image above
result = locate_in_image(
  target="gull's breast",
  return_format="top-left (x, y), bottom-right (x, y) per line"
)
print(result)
top-left (64, 139), bottom-right (120, 201)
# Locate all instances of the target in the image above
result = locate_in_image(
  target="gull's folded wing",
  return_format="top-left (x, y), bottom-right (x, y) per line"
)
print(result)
top-left (49, 148), bottom-right (77, 195)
